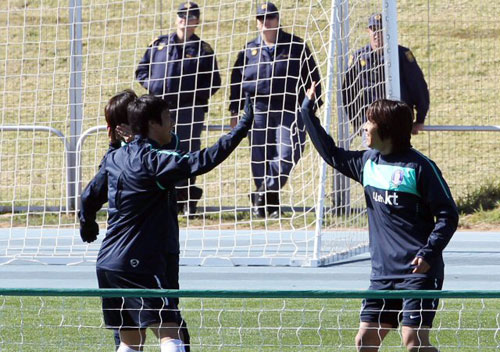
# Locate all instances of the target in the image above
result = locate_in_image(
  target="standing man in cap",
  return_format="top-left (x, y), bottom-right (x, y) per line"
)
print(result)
top-left (136, 1), bottom-right (221, 217)
top-left (229, 2), bottom-right (323, 218)
top-left (342, 13), bottom-right (429, 137)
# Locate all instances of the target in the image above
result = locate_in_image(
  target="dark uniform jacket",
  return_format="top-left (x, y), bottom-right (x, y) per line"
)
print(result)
top-left (229, 30), bottom-right (323, 113)
top-left (136, 33), bottom-right (221, 110)
top-left (79, 116), bottom-right (253, 276)
top-left (302, 98), bottom-right (458, 280)
top-left (343, 45), bottom-right (429, 130)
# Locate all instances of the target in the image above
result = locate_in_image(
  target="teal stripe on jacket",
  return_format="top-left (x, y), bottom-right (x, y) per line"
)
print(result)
top-left (362, 159), bottom-right (420, 197)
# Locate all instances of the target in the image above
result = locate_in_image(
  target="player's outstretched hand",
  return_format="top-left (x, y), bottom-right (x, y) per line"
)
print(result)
top-left (241, 93), bottom-right (254, 124)
top-left (306, 81), bottom-right (317, 101)
top-left (80, 220), bottom-right (99, 243)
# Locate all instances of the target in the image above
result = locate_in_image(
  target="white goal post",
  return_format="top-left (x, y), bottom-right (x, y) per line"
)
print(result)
top-left (0, 0), bottom-right (408, 267)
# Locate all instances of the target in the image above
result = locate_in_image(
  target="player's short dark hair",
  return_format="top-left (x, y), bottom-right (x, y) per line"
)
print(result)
top-left (366, 99), bottom-right (413, 153)
top-left (127, 95), bottom-right (170, 137)
top-left (104, 89), bottom-right (137, 143)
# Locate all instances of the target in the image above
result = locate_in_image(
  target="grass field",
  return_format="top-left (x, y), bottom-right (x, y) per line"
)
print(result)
top-left (1, 292), bottom-right (499, 351)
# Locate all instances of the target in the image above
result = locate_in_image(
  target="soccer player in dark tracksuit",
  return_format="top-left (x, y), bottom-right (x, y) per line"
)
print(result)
top-left (302, 83), bottom-right (458, 352)
top-left (79, 95), bottom-right (254, 352)
top-left (342, 14), bottom-right (429, 137)
top-left (136, 1), bottom-right (221, 216)
top-left (100, 90), bottom-right (191, 351)
top-left (229, 2), bottom-right (322, 218)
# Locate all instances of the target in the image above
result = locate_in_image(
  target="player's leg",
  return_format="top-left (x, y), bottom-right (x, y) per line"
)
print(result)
top-left (399, 277), bottom-right (442, 352)
top-left (165, 254), bottom-right (191, 352)
top-left (99, 269), bottom-right (183, 351)
top-left (149, 295), bottom-right (185, 351)
top-left (97, 269), bottom-right (131, 350)
top-left (357, 280), bottom-right (400, 351)
top-left (118, 329), bottom-right (147, 351)
top-left (150, 322), bottom-right (185, 352)
top-left (401, 326), bottom-right (437, 352)
top-left (147, 271), bottom-right (186, 351)
top-left (355, 321), bottom-right (392, 352)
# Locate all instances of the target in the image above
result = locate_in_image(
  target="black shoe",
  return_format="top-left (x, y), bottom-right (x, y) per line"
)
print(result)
top-left (251, 187), bottom-right (266, 218)
top-left (185, 186), bottom-right (203, 218)
top-left (266, 191), bottom-right (284, 219)
top-left (176, 188), bottom-right (188, 214)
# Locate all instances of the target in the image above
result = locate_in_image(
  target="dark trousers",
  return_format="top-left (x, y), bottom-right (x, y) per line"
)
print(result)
top-left (249, 110), bottom-right (306, 191)
top-left (173, 106), bottom-right (205, 187)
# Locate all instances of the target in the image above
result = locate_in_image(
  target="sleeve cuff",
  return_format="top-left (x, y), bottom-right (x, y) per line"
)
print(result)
top-left (416, 249), bottom-right (435, 264)
top-left (302, 97), bottom-right (315, 110)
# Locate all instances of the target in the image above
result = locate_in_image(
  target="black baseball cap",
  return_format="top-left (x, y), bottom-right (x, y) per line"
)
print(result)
top-left (256, 2), bottom-right (279, 19)
top-left (177, 2), bottom-right (200, 19)
top-left (368, 13), bottom-right (383, 28)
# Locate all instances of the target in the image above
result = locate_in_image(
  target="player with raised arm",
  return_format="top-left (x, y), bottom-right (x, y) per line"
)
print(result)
top-left (79, 94), bottom-right (254, 352)
top-left (102, 90), bottom-right (191, 351)
top-left (302, 83), bottom-right (458, 352)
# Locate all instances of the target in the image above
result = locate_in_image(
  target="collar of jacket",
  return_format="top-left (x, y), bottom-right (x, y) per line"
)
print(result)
top-left (135, 134), bottom-right (179, 150)
top-left (169, 32), bottom-right (201, 45)
top-left (109, 141), bottom-right (122, 149)
top-left (255, 29), bottom-right (287, 47)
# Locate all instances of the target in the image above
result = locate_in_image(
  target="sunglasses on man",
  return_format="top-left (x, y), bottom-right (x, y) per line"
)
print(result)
top-left (257, 13), bottom-right (278, 21)
top-left (178, 13), bottom-right (198, 20)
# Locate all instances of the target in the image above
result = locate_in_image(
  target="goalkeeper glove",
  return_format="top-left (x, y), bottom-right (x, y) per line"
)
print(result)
top-left (80, 220), bottom-right (99, 243)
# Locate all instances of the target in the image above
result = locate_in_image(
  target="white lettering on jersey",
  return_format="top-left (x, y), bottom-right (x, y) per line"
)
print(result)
top-left (372, 190), bottom-right (399, 206)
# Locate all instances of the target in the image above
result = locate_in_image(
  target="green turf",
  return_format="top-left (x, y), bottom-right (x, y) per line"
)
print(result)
top-left (0, 293), bottom-right (499, 351)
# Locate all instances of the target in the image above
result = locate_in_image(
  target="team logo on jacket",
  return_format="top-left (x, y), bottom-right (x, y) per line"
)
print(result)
top-left (130, 259), bottom-right (140, 268)
top-left (372, 190), bottom-right (399, 205)
top-left (390, 169), bottom-right (405, 187)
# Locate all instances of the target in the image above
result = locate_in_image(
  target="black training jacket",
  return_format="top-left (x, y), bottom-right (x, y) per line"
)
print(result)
top-left (79, 117), bottom-right (252, 276)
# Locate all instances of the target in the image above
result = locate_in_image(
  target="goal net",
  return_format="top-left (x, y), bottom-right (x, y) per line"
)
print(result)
top-left (0, 0), bottom-right (395, 266)
top-left (1, 289), bottom-right (499, 351)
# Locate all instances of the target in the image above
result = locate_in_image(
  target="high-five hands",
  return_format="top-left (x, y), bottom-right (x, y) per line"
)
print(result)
top-left (306, 81), bottom-right (318, 101)
top-left (231, 94), bottom-right (254, 128)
